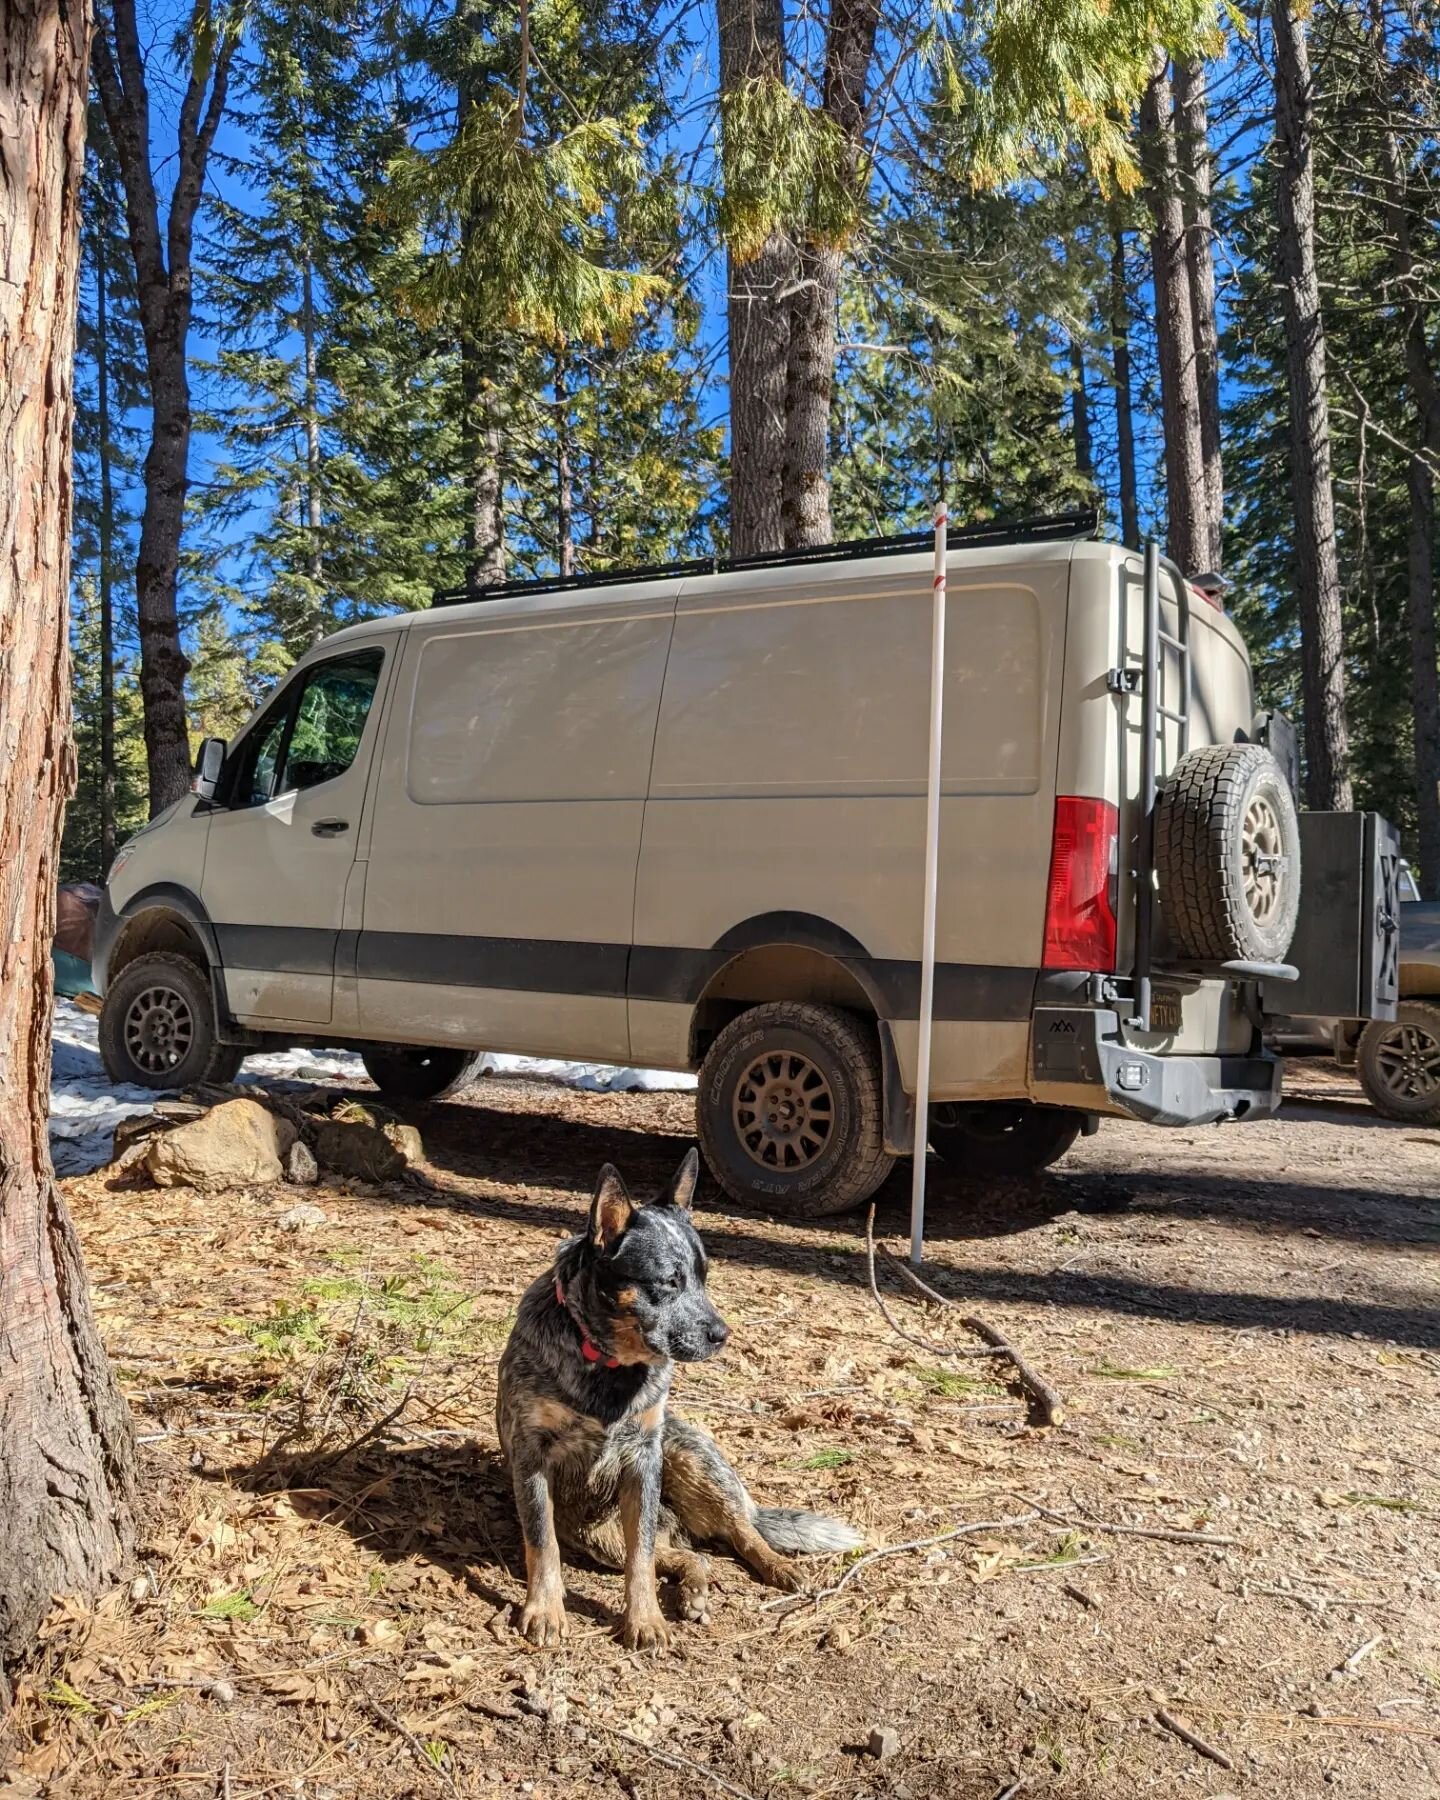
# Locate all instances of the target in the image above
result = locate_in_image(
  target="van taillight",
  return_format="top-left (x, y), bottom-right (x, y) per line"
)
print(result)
top-left (1043, 797), bottom-right (1119, 971)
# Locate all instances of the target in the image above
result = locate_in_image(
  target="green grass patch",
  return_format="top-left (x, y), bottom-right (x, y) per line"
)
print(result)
top-left (1091, 1362), bottom-right (1178, 1382)
top-left (912, 1364), bottom-right (1005, 1399)
top-left (799, 1447), bottom-right (854, 1470)
top-left (200, 1591), bottom-right (261, 1622)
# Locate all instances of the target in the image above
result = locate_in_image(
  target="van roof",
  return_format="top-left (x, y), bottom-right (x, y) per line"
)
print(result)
top-left (305, 530), bottom-right (1172, 657)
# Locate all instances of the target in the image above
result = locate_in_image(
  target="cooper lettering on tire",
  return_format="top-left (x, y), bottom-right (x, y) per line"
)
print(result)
top-left (1154, 743), bottom-right (1301, 963)
top-left (696, 1002), bottom-right (893, 1217)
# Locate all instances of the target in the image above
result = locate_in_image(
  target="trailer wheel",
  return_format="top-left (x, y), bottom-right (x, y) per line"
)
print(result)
top-left (1155, 743), bottom-right (1301, 963)
top-left (1356, 1001), bottom-right (1440, 1124)
top-left (697, 1003), bottom-right (893, 1217)
top-left (360, 1046), bottom-right (484, 1102)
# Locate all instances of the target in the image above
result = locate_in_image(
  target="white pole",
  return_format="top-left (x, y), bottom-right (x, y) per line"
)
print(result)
top-left (909, 499), bottom-right (947, 1268)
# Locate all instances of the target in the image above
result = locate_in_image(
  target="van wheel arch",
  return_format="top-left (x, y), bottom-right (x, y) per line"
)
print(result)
top-left (686, 935), bottom-right (913, 1159)
top-left (108, 905), bottom-right (213, 986)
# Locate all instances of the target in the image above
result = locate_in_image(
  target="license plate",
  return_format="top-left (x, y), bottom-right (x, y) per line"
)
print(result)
top-left (1150, 988), bottom-right (1183, 1034)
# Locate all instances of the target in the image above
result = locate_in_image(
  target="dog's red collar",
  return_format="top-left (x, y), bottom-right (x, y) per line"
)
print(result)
top-left (554, 1277), bottom-right (620, 1369)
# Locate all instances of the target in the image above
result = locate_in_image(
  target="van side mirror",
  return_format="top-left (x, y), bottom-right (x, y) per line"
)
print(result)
top-left (193, 736), bottom-right (226, 801)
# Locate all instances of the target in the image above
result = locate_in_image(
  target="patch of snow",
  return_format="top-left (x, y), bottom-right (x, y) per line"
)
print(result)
top-left (49, 998), bottom-right (694, 1178)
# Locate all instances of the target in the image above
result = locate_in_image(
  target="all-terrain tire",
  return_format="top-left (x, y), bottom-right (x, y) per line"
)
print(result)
top-left (1154, 742), bottom-right (1301, 963)
top-left (697, 1002), bottom-right (894, 1217)
top-left (928, 1103), bottom-right (1084, 1177)
top-left (360, 1045), bottom-right (484, 1102)
top-left (1356, 1000), bottom-right (1440, 1124)
top-left (99, 951), bottom-right (244, 1089)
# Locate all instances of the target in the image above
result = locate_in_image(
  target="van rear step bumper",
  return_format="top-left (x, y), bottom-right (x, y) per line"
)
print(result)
top-left (1032, 1005), bottom-right (1282, 1127)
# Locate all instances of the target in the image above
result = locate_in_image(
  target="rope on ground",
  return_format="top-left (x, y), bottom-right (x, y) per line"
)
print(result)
top-left (864, 1206), bottom-right (1065, 1428)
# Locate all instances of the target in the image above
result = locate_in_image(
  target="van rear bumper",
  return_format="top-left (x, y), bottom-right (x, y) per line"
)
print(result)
top-left (1031, 1005), bottom-right (1282, 1127)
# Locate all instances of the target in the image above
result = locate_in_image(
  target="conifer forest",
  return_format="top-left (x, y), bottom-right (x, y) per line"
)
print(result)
top-left (63, 0), bottom-right (1440, 884)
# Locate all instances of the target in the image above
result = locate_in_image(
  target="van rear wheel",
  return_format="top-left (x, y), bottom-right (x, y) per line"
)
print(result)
top-left (697, 1002), bottom-right (893, 1217)
top-left (359, 1045), bottom-right (483, 1102)
top-left (928, 1102), bottom-right (1083, 1177)
top-left (99, 951), bottom-right (244, 1090)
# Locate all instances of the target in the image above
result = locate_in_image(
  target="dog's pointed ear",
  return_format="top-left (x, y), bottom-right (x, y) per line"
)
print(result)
top-left (656, 1147), bottom-right (700, 1212)
top-left (589, 1163), bottom-right (634, 1250)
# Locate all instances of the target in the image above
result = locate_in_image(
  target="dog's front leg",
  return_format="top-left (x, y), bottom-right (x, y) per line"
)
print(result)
top-left (618, 1413), bottom-right (668, 1649)
top-left (514, 1460), bottom-right (568, 1645)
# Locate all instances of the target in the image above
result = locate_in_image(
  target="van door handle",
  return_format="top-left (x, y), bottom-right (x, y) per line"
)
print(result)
top-left (312, 818), bottom-right (349, 837)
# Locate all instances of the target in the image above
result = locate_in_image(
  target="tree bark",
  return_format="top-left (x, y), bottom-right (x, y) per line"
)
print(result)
top-left (301, 250), bottom-right (324, 646)
top-left (0, 0), bottom-right (138, 1691)
top-left (1140, 59), bottom-right (1207, 574)
top-left (779, 0), bottom-right (879, 550)
top-left (1173, 59), bottom-right (1224, 572)
top-left (1271, 0), bottom-right (1353, 810)
top-left (555, 349), bottom-right (576, 578)
top-left (96, 225), bottom-right (117, 874)
top-left (1108, 220), bottom-right (1141, 550)
top-left (1071, 336), bottom-right (1094, 480)
top-left (1371, 21), bottom-right (1440, 893)
top-left (719, 0), bottom-right (791, 556)
top-left (93, 0), bottom-right (238, 815)
top-left (457, 10), bottom-right (506, 590)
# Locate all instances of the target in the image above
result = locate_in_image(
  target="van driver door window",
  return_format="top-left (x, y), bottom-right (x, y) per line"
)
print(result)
top-left (203, 648), bottom-right (386, 1027)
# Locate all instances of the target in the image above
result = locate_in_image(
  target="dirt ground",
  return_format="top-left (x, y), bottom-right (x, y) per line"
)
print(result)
top-left (3, 1059), bottom-right (1438, 1800)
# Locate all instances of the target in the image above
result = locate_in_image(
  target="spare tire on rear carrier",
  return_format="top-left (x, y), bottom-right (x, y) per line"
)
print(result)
top-left (1154, 742), bottom-right (1301, 964)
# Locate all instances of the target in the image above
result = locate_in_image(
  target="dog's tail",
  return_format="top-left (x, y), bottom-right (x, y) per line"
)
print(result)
top-left (752, 1504), bottom-right (863, 1556)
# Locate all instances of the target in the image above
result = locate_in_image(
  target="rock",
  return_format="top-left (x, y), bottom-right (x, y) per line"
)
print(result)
top-left (866, 1728), bottom-right (900, 1763)
top-left (285, 1138), bottom-right (320, 1185)
top-left (201, 1679), bottom-right (236, 1706)
top-left (312, 1110), bottom-right (422, 1182)
top-left (276, 1202), bottom-right (328, 1232)
top-left (145, 1099), bottom-right (297, 1189)
top-left (294, 1063), bottom-right (332, 1081)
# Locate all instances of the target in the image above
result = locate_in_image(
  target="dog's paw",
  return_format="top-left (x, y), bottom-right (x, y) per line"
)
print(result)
top-left (518, 1594), bottom-right (569, 1646)
top-left (769, 1560), bottom-right (805, 1595)
top-left (619, 1607), bottom-right (671, 1651)
top-left (677, 1582), bottom-right (711, 1624)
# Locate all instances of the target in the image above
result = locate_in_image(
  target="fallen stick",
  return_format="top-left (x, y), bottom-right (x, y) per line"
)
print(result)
top-left (360, 1696), bottom-right (458, 1793)
top-left (864, 1211), bottom-right (1065, 1427)
top-left (1022, 1496), bottom-right (1239, 1549)
top-left (760, 1513), bottom-right (1040, 1613)
top-left (592, 1722), bottom-right (763, 1800)
top-left (1154, 1707), bottom-right (1234, 1770)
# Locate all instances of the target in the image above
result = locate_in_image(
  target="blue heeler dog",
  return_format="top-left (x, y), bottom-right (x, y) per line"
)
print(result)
top-left (496, 1149), bottom-right (862, 1648)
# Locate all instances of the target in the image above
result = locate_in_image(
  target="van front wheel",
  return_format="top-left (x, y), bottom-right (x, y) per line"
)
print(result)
top-left (99, 951), bottom-right (244, 1090)
top-left (928, 1102), bottom-right (1082, 1177)
top-left (697, 1003), bottom-right (893, 1217)
top-left (359, 1045), bottom-right (483, 1102)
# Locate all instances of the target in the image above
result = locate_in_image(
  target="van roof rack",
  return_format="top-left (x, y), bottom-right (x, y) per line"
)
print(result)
top-left (430, 508), bottom-right (1099, 607)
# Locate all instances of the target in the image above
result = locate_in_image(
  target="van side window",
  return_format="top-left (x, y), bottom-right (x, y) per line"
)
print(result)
top-left (280, 653), bottom-right (383, 794)
top-left (231, 649), bottom-right (383, 808)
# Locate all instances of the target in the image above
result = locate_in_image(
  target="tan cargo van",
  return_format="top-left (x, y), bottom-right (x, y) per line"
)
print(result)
top-left (95, 514), bottom-right (1400, 1216)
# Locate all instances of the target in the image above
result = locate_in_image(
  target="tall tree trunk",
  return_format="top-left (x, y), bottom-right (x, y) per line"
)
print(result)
top-left (1173, 60), bottom-right (1224, 572)
top-left (719, 0), bottom-right (790, 556)
top-left (555, 350), bottom-right (576, 579)
top-left (1071, 336), bottom-right (1094, 480)
top-left (779, 0), bottom-right (879, 550)
top-left (456, 11), bottom-right (505, 590)
top-left (1140, 59), bottom-right (1207, 573)
top-left (1271, 0), bottom-right (1353, 810)
top-left (93, 0), bottom-right (238, 815)
top-left (0, 0), bottom-right (138, 1692)
top-left (1372, 27), bottom-right (1440, 892)
top-left (301, 250), bottom-right (324, 646)
top-left (1108, 221), bottom-right (1141, 550)
top-left (96, 227), bottom-right (117, 874)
